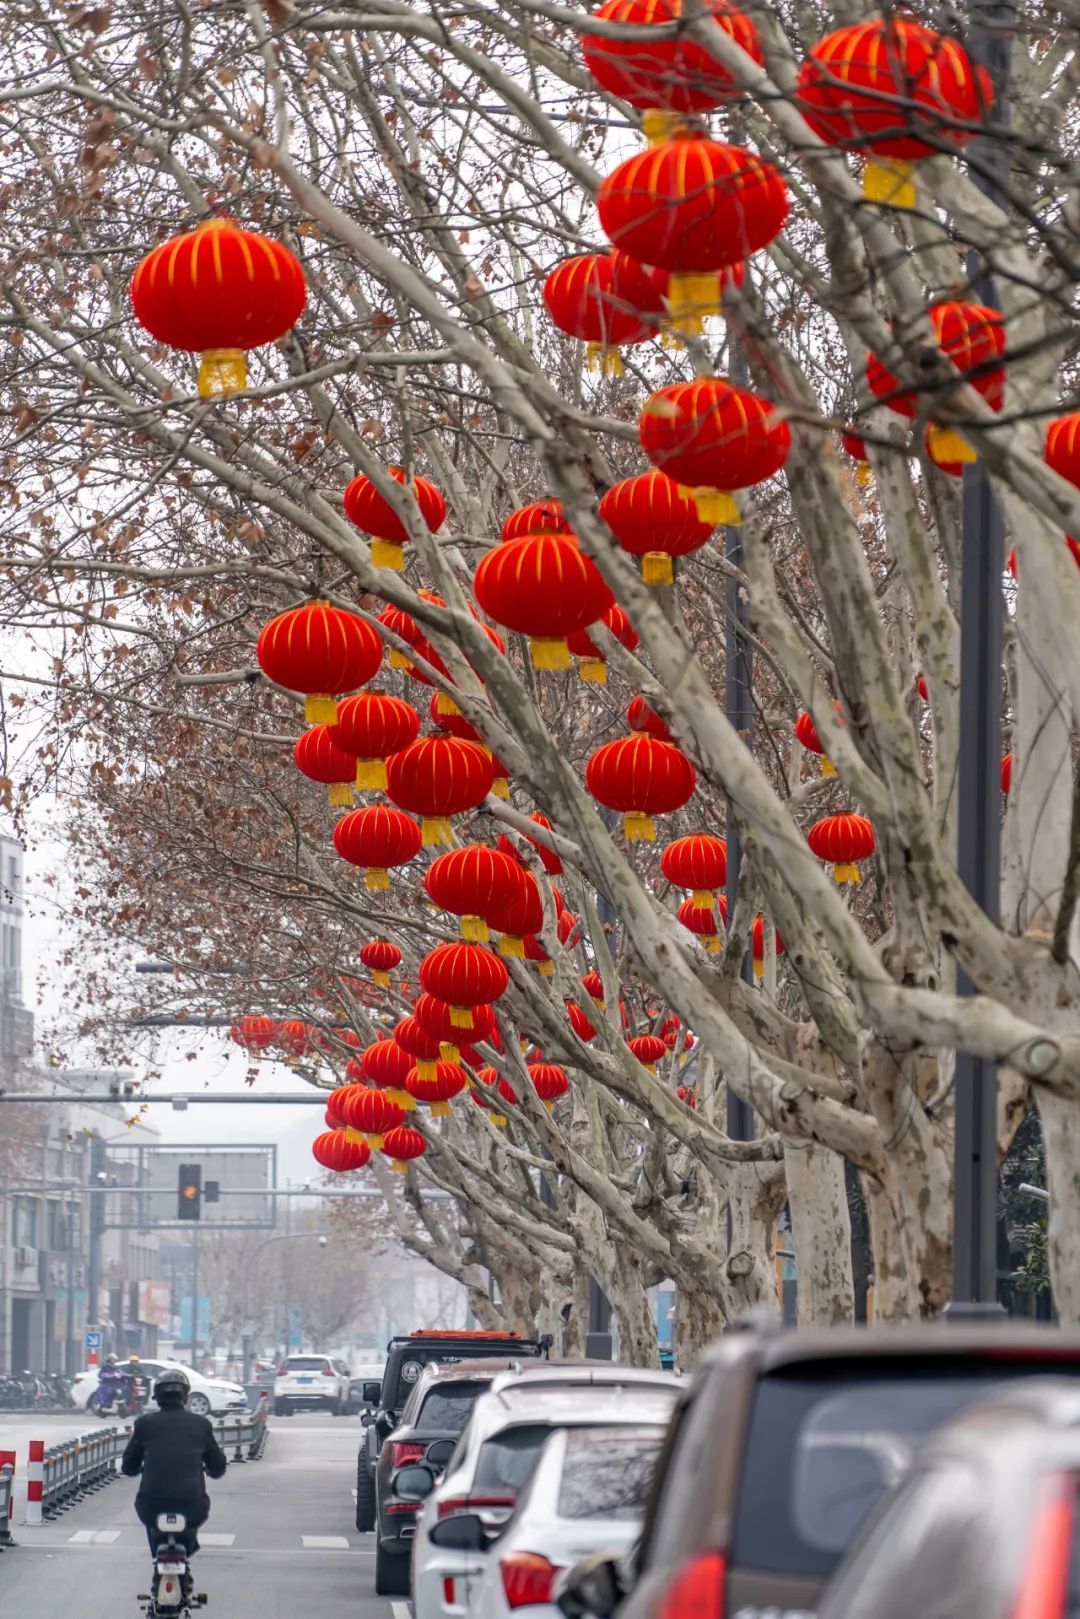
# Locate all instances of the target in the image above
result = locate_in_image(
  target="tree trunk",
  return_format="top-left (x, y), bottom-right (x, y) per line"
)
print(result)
top-left (606, 1242), bottom-right (660, 1367)
top-left (725, 1163), bottom-right (785, 1319)
top-left (1037, 1085), bottom-right (1080, 1321)
top-left (784, 1139), bottom-right (855, 1326)
top-left (673, 1287), bottom-right (727, 1368)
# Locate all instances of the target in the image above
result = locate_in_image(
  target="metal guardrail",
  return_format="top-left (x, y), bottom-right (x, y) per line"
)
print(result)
top-left (0, 1462), bottom-right (14, 1548)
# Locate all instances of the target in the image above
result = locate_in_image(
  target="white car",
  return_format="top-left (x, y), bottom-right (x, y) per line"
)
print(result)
top-left (274, 1352), bottom-right (351, 1415)
top-left (410, 1365), bottom-right (679, 1619)
top-left (468, 1423), bottom-right (668, 1619)
top-left (73, 1358), bottom-right (247, 1418)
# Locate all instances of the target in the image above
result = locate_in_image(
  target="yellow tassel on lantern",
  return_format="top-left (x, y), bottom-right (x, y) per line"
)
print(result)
top-left (856, 462), bottom-right (871, 487)
top-left (356, 758), bottom-right (388, 790)
top-left (585, 342), bottom-right (624, 376)
top-left (372, 970), bottom-right (391, 987)
top-left (450, 1005), bottom-right (473, 1029)
top-left (462, 915), bottom-right (490, 943)
top-left (624, 812), bottom-right (656, 842)
top-left (388, 1088), bottom-right (410, 1110)
top-left (305, 694), bottom-right (339, 724)
top-left (927, 424), bottom-right (978, 464)
top-left (641, 109), bottom-right (687, 144)
top-left (833, 862), bottom-right (862, 884)
top-left (499, 933), bottom-right (526, 959)
top-left (821, 757), bottom-right (836, 778)
top-left (388, 648), bottom-right (411, 670)
top-left (537, 960), bottom-right (555, 978)
top-left (530, 637), bottom-right (571, 670)
top-left (543, 1099), bottom-right (555, 1114)
top-left (366, 1132), bottom-right (384, 1150)
top-left (680, 485), bottom-right (739, 526)
top-left (706, 935), bottom-right (722, 954)
top-left (491, 1113), bottom-right (508, 1129)
top-left (641, 551), bottom-right (675, 587)
top-left (421, 816), bottom-right (455, 847)
top-left (439, 1041), bottom-right (462, 1062)
top-left (198, 347), bottom-right (247, 398)
top-left (327, 783), bottom-right (354, 807)
top-left (391, 1158), bottom-right (408, 1173)
top-left (400, 1092), bottom-right (417, 1112)
top-left (364, 867), bottom-right (390, 891)
top-left (492, 777), bottom-right (510, 800)
top-left (370, 538), bottom-right (405, 571)
top-left (863, 158), bottom-right (916, 209)
top-left (436, 691), bottom-right (461, 716)
top-left (753, 959), bottom-right (764, 977)
top-left (430, 1101), bottom-right (452, 1118)
top-left (578, 658), bottom-right (607, 684)
top-left (690, 889), bottom-right (715, 911)
top-left (344, 1128), bottom-right (365, 1146)
top-left (416, 1060), bottom-right (437, 1082)
top-left (665, 272), bottom-right (723, 326)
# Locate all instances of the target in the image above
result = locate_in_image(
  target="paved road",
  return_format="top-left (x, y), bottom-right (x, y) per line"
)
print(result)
top-left (0, 1414), bottom-right (399, 1619)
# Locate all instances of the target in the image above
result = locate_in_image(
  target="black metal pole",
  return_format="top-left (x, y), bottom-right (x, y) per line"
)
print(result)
top-left (86, 1133), bottom-right (105, 1343)
top-left (949, 0), bottom-right (1012, 1316)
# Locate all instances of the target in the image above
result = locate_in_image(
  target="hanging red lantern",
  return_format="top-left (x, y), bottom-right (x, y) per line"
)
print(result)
top-left (326, 1083), bottom-right (365, 1127)
top-left (866, 301), bottom-right (1005, 466)
top-left (1046, 412), bottom-right (1080, 484)
top-left (406, 620), bottom-right (505, 719)
top-left (646, 260), bottom-right (746, 340)
top-left (639, 376), bottom-right (791, 525)
top-left (229, 1015), bottom-right (278, 1053)
top-left (794, 710), bottom-right (836, 777)
top-left (130, 217), bottom-right (306, 398)
top-left (473, 533), bottom-right (614, 671)
top-left (293, 725), bottom-right (358, 808)
top-left (807, 812), bottom-right (876, 883)
top-left (418, 943), bottom-right (510, 1027)
top-left (586, 735), bottom-right (696, 841)
top-left (599, 470), bottom-right (714, 586)
top-left (394, 1016), bottom-right (441, 1093)
top-left (542, 251), bottom-right (659, 374)
top-left (523, 933), bottom-right (555, 977)
top-left (474, 1066), bottom-right (517, 1128)
top-left (378, 601), bottom-right (425, 670)
top-left (381, 1125), bottom-right (427, 1173)
top-left (661, 834), bottom-right (728, 908)
top-left (841, 429), bottom-right (872, 487)
top-left (276, 1020), bottom-right (314, 1061)
top-left (424, 844), bottom-right (526, 942)
top-left (796, 17), bottom-right (992, 208)
top-left (501, 500), bottom-right (574, 544)
top-left (343, 466), bottom-right (447, 571)
top-left (581, 970), bottom-right (606, 1008)
top-left (582, 0), bottom-right (762, 125)
top-left (486, 870), bottom-right (547, 958)
top-left (405, 1060), bottom-right (468, 1118)
top-left (359, 940), bottom-right (401, 987)
top-left (311, 1129), bottom-right (369, 1173)
top-left (751, 915), bottom-right (784, 978)
top-left (566, 604), bottom-right (639, 684)
top-left (414, 993), bottom-right (496, 1056)
top-left (529, 1061), bottom-right (570, 1111)
top-left (385, 736), bottom-right (495, 846)
top-left (627, 695), bottom-right (672, 742)
top-left (497, 813), bottom-right (563, 877)
top-left (557, 910), bottom-right (581, 948)
top-left (333, 804), bottom-right (422, 889)
top-left (566, 1001), bottom-right (597, 1042)
top-left (341, 1086), bottom-right (406, 1150)
top-left (676, 1085), bottom-right (697, 1109)
top-left (597, 138), bottom-right (787, 323)
top-left (362, 1037), bottom-right (415, 1110)
top-left (677, 894), bottom-right (728, 952)
top-left (329, 692), bottom-right (420, 791)
top-left (1001, 753), bottom-right (1013, 795)
top-left (257, 601), bottom-right (383, 723)
top-left (627, 1033), bottom-right (668, 1072)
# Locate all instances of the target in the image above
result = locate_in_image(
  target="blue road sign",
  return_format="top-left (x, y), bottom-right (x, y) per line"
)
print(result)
top-left (85, 1329), bottom-right (103, 1351)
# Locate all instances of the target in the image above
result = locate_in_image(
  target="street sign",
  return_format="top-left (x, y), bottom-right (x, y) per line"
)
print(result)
top-left (85, 1328), bottom-right (102, 1366)
top-left (85, 1330), bottom-right (102, 1350)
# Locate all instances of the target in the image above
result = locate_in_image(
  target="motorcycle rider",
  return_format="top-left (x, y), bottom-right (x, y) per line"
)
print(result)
top-left (122, 1369), bottom-right (227, 1573)
top-left (128, 1353), bottom-right (148, 1413)
top-left (97, 1353), bottom-right (127, 1413)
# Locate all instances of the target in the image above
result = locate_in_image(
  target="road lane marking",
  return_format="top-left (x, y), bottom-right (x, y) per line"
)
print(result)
top-left (391, 1601), bottom-right (412, 1619)
top-left (200, 1533), bottom-right (236, 1546)
top-left (68, 1530), bottom-right (122, 1544)
top-left (300, 1534), bottom-right (350, 1549)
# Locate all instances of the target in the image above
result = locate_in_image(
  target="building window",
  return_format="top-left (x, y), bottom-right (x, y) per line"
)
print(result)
top-left (13, 1198), bottom-right (37, 1248)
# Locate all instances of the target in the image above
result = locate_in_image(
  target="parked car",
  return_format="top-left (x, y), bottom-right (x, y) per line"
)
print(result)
top-left (818, 1379), bottom-right (1080, 1619)
top-left (274, 1353), bottom-right (351, 1415)
top-left (469, 1424), bottom-right (667, 1619)
top-left (408, 1365), bottom-right (679, 1617)
top-left (347, 1361), bottom-right (386, 1415)
top-left (73, 1358), bottom-right (247, 1418)
top-left (558, 1320), bottom-right (1080, 1619)
top-left (356, 1329), bottom-right (550, 1538)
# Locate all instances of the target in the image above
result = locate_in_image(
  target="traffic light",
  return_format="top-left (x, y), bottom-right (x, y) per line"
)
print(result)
top-left (177, 1164), bottom-right (202, 1221)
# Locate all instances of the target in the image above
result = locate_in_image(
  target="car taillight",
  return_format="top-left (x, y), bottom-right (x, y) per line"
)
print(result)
top-left (500, 1552), bottom-right (562, 1609)
top-left (388, 1441), bottom-right (427, 1468)
top-left (437, 1494), bottom-right (515, 1521)
top-left (657, 1552), bottom-right (727, 1619)
top-left (322, 1367), bottom-right (335, 1376)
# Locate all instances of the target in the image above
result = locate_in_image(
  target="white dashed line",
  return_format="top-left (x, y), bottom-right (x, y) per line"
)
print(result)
top-left (391, 1601), bottom-right (413, 1619)
top-left (200, 1533), bottom-right (236, 1547)
top-left (300, 1534), bottom-right (350, 1549)
top-left (68, 1530), bottom-right (121, 1544)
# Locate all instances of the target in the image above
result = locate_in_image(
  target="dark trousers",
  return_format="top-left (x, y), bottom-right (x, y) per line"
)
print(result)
top-left (136, 1497), bottom-right (208, 1556)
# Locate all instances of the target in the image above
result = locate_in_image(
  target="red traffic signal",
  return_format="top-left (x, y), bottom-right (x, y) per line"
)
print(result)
top-left (177, 1164), bottom-right (202, 1221)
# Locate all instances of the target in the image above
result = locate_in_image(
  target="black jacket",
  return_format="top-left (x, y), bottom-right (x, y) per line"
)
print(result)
top-left (121, 1406), bottom-right (227, 1507)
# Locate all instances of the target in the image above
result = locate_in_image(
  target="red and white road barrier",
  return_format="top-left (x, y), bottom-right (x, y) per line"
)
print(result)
top-left (25, 1439), bottom-right (43, 1526)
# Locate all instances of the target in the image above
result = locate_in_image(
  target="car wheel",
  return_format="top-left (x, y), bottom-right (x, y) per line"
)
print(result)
top-left (274, 1400), bottom-right (285, 1417)
top-left (354, 1460), bottom-right (376, 1533)
top-left (188, 1392), bottom-right (211, 1416)
top-left (87, 1391), bottom-right (105, 1418)
top-left (374, 1540), bottom-right (411, 1597)
top-left (332, 1398), bottom-right (345, 1417)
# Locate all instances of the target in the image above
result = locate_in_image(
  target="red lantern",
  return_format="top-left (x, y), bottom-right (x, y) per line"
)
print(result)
top-left (661, 834), bottom-right (727, 908)
top-left (378, 600), bottom-right (426, 670)
top-left (523, 933), bottom-right (555, 977)
top-left (582, 0), bottom-right (762, 122)
top-left (794, 710), bottom-right (836, 777)
top-left (628, 1033), bottom-right (668, 1072)
top-left (566, 604), bottom-right (639, 684)
top-left (585, 735), bottom-right (696, 841)
top-left (325, 1083), bottom-right (360, 1127)
top-left (1001, 753), bottom-right (1013, 796)
top-left (473, 533), bottom-right (614, 670)
top-left (362, 1039), bottom-right (414, 1109)
top-left (293, 725), bottom-right (358, 808)
top-left (380, 1125), bottom-right (427, 1173)
top-left (385, 736), bottom-right (495, 846)
top-left (419, 943), bottom-right (510, 1027)
top-left (486, 870), bottom-right (547, 958)
top-left (676, 1085), bottom-right (697, 1108)
top-left (312, 1129), bottom-right (369, 1173)
top-left (841, 429), bottom-right (872, 488)
top-left (751, 915), bottom-right (784, 977)
top-left (581, 970), bottom-right (606, 1008)
top-left (497, 812), bottom-right (563, 877)
top-left (405, 1060), bottom-right (468, 1118)
top-left (333, 804), bottom-right (421, 889)
top-left (257, 601), bottom-right (383, 724)
top-left (529, 1062), bottom-right (569, 1111)
top-left (394, 1016), bottom-right (441, 1094)
top-left (424, 844), bottom-right (526, 942)
top-left (639, 376), bottom-right (791, 525)
top-left (130, 217), bottom-right (306, 398)
top-left (566, 1001), bottom-right (597, 1042)
top-left (796, 18), bottom-right (992, 207)
top-left (627, 695), bottom-right (672, 742)
top-left (276, 1020), bottom-right (314, 1060)
top-left (597, 138), bottom-right (787, 322)
top-left (343, 466), bottom-right (446, 571)
top-left (229, 1015), bottom-right (278, 1053)
top-left (501, 500), bottom-right (574, 544)
top-left (866, 301), bottom-right (1005, 466)
top-left (329, 692), bottom-right (420, 791)
top-left (542, 251), bottom-right (659, 374)
top-left (474, 1065), bottom-right (517, 1128)
top-left (414, 993), bottom-right (496, 1056)
top-left (342, 1086), bottom-right (406, 1150)
top-left (359, 940), bottom-right (401, 987)
top-left (807, 812), bottom-right (876, 883)
top-left (599, 471), bottom-right (714, 586)
top-left (677, 894), bottom-right (728, 952)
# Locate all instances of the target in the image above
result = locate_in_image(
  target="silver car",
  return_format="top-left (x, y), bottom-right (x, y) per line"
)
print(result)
top-left (408, 1366), bottom-right (679, 1619)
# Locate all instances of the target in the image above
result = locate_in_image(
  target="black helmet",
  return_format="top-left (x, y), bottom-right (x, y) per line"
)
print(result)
top-left (153, 1369), bottom-right (190, 1404)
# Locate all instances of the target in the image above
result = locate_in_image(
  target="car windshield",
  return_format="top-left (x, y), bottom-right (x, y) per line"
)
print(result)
top-left (474, 1423), bottom-right (554, 1494)
top-left (282, 1357), bottom-right (328, 1372)
top-left (733, 1359), bottom-right (1080, 1581)
top-left (416, 1381), bottom-right (490, 1433)
top-left (557, 1429), bottom-right (664, 1520)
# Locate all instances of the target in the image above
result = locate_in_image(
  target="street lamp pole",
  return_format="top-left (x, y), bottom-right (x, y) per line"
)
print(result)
top-left (950, 0), bottom-right (1013, 1316)
top-left (725, 344), bottom-right (755, 1142)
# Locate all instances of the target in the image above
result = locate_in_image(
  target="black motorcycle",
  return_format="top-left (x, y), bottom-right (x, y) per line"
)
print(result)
top-left (137, 1512), bottom-right (206, 1615)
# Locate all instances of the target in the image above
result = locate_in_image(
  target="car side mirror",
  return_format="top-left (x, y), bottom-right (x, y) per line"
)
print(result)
top-left (428, 1512), bottom-right (497, 1552)
top-left (394, 1464), bottom-right (436, 1502)
top-left (556, 1553), bottom-right (627, 1619)
top-left (361, 1381), bottom-right (382, 1405)
top-left (425, 1438), bottom-right (456, 1471)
